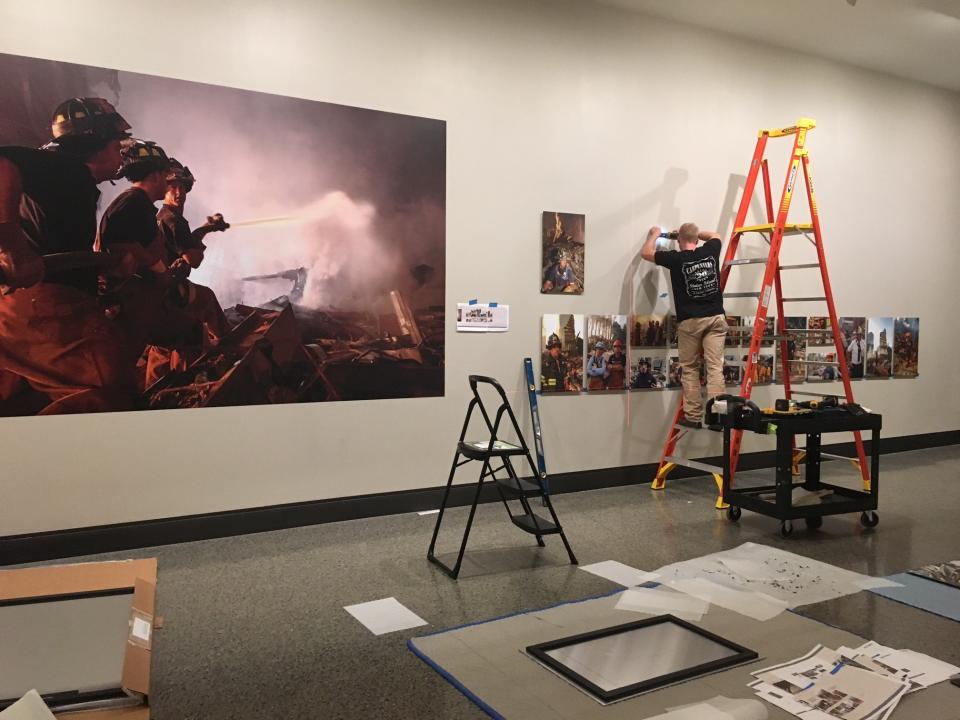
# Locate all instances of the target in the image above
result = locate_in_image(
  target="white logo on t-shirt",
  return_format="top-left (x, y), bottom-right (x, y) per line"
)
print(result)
top-left (681, 257), bottom-right (719, 298)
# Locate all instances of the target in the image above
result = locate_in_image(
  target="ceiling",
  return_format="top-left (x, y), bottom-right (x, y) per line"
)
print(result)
top-left (592, 0), bottom-right (960, 93)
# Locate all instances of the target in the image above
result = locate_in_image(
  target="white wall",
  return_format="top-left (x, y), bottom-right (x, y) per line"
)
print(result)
top-left (2, 0), bottom-right (958, 536)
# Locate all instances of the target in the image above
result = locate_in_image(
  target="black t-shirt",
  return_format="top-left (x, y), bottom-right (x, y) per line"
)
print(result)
top-left (655, 238), bottom-right (725, 322)
top-left (157, 204), bottom-right (203, 264)
top-left (98, 187), bottom-right (159, 251)
top-left (0, 145), bottom-right (101, 292)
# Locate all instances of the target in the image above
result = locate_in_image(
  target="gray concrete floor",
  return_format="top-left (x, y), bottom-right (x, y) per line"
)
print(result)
top-left (20, 446), bottom-right (960, 719)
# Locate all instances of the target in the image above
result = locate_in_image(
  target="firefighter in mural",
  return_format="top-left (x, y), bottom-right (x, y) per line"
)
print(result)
top-left (157, 158), bottom-right (230, 339)
top-left (606, 338), bottom-right (627, 390)
top-left (97, 140), bottom-right (204, 376)
top-left (0, 98), bottom-right (139, 414)
top-left (541, 333), bottom-right (568, 391)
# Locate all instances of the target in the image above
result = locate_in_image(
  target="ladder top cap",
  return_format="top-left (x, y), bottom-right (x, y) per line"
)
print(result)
top-left (759, 117), bottom-right (817, 137)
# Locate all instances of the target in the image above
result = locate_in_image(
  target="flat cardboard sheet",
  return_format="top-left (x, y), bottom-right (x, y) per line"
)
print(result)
top-left (408, 592), bottom-right (957, 720)
top-left (867, 573), bottom-right (960, 622)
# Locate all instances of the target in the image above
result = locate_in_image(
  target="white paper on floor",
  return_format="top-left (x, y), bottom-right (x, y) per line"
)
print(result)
top-left (653, 542), bottom-right (900, 609)
top-left (643, 695), bottom-right (769, 720)
top-left (0, 690), bottom-right (57, 720)
top-left (344, 597), bottom-right (428, 635)
top-left (614, 586), bottom-right (710, 621)
top-left (664, 577), bottom-right (788, 622)
top-left (579, 560), bottom-right (659, 587)
top-left (416, 509), bottom-right (440, 515)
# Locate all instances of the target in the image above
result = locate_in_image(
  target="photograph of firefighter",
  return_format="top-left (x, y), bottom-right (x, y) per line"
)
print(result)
top-left (807, 315), bottom-right (832, 347)
top-left (540, 314), bottom-right (583, 392)
top-left (541, 211), bottom-right (584, 294)
top-left (744, 315), bottom-right (776, 347)
top-left (584, 315), bottom-right (627, 391)
top-left (630, 314), bottom-right (666, 347)
top-left (866, 316), bottom-right (894, 378)
top-left (777, 316), bottom-right (808, 384)
top-left (806, 352), bottom-right (838, 382)
top-left (743, 352), bottom-right (775, 385)
top-left (0, 52), bottom-right (445, 415)
top-left (723, 354), bottom-right (742, 386)
top-left (724, 315), bottom-right (745, 347)
top-left (630, 356), bottom-right (665, 389)
top-left (893, 316), bottom-right (919, 377)
top-left (840, 316), bottom-right (867, 379)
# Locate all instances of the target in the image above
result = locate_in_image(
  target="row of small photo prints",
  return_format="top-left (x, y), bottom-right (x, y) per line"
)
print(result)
top-left (540, 315), bottom-right (919, 393)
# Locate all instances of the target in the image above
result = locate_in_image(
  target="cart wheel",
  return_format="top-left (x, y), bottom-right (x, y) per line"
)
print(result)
top-left (860, 511), bottom-right (879, 528)
top-left (780, 520), bottom-right (794, 538)
top-left (805, 516), bottom-right (823, 530)
top-left (727, 506), bottom-right (741, 522)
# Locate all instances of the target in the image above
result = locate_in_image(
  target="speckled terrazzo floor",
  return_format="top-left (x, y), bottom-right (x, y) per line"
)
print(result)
top-left (16, 445), bottom-right (960, 719)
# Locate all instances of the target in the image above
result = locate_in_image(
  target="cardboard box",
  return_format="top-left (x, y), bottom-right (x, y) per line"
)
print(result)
top-left (0, 559), bottom-right (157, 719)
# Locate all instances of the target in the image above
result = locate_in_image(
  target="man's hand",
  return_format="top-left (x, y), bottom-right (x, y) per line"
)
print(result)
top-left (168, 257), bottom-right (191, 282)
top-left (640, 225), bottom-right (661, 263)
top-left (0, 223), bottom-right (44, 290)
top-left (204, 213), bottom-right (229, 232)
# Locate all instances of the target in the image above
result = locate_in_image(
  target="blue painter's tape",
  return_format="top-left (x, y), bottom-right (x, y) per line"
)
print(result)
top-left (489, 302), bottom-right (498, 307)
top-left (468, 299), bottom-right (477, 305)
top-left (659, 293), bottom-right (669, 299)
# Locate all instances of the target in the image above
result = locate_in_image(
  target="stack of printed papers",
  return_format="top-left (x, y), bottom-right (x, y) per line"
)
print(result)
top-left (748, 642), bottom-right (959, 719)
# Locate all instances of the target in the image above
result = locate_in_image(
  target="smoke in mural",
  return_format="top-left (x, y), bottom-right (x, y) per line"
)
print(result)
top-left (0, 52), bottom-right (446, 415)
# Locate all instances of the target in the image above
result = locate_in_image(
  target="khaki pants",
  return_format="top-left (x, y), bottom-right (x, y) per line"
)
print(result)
top-left (677, 314), bottom-right (726, 421)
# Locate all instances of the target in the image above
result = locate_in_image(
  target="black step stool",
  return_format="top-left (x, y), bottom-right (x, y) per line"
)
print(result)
top-left (427, 375), bottom-right (578, 579)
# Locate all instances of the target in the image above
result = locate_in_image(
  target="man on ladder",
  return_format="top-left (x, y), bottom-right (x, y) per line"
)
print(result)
top-left (640, 223), bottom-right (727, 429)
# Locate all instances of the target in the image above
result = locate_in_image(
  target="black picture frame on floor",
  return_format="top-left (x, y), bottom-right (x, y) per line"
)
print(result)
top-left (526, 614), bottom-right (758, 704)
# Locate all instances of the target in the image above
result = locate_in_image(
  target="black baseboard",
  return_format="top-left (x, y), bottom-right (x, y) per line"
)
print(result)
top-left (2, 430), bottom-right (956, 566)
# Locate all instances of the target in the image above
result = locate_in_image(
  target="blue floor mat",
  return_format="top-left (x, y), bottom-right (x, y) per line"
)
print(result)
top-left (868, 572), bottom-right (960, 622)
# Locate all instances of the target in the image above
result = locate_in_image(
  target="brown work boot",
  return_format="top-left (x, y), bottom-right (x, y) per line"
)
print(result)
top-left (678, 417), bottom-right (702, 429)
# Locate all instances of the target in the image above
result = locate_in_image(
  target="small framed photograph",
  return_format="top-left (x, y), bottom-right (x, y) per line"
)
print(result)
top-left (526, 615), bottom-right (758, 704)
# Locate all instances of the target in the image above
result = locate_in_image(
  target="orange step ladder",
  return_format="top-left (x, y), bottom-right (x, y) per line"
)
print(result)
top-left (652, 118), bottom-right (870, 508)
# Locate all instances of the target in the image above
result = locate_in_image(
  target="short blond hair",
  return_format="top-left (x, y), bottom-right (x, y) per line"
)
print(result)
top-left (678, 222), bottom-right (699, 243)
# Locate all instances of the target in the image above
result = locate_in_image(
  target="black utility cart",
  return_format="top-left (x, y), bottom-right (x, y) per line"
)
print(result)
top-left (718, 397), bottom-right (881, 537)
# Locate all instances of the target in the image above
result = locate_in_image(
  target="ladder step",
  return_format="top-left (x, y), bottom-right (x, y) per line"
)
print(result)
top-left (665, 455), bottom-right (723, 475)
top-left (496, 476), bottom-right (542, 498)
top-left (723, 292), bottom-right (761, 298)
top-left (734, 223), bottom-right (813, 235)
top-left (779, 263), bottom-right (821, 270)
top-left (725, 257), bottom-right (769, 267)
top-left (510, 513), bottom-right (559, 535)
top-left (458, 439), bottom-right (525, 458)
top-left (781, 297), bottom-right (827, 302)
